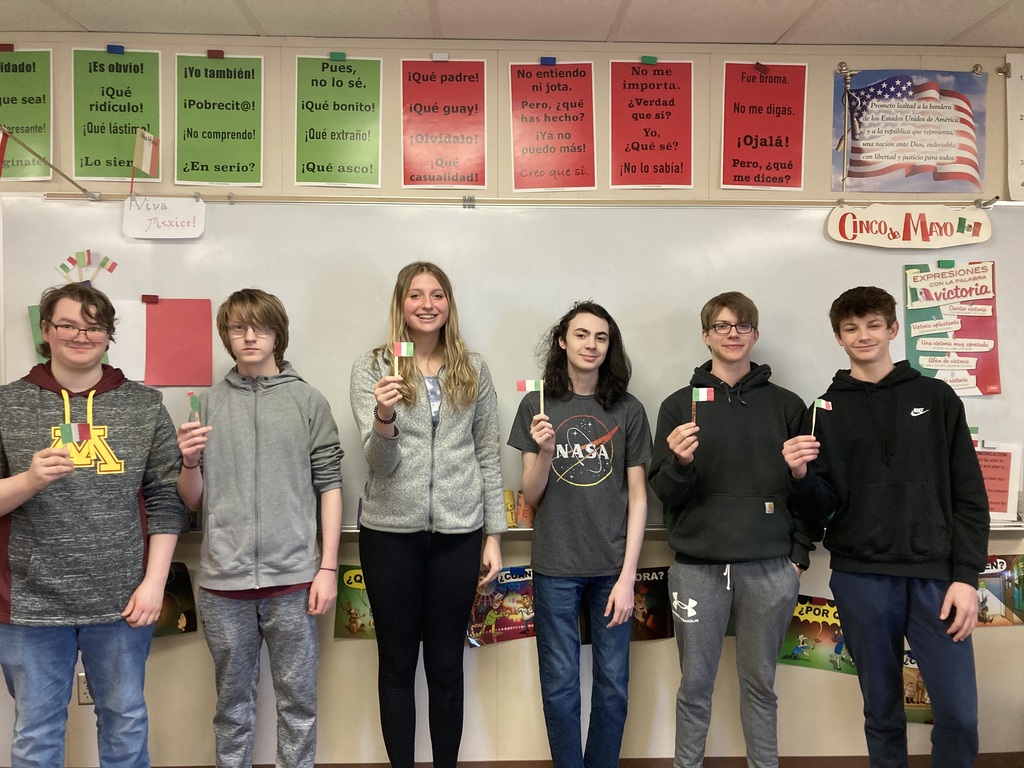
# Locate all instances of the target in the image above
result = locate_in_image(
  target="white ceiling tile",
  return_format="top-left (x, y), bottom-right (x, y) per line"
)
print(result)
top-left (242, 0), bottom-right (435, 38)
top-left (439, 0), bottom-right (623, 41)
top-left (780, 0), bottom-right (1012, 45)
top-left (951, 0), bottom-right (1024, 47)
top-left (0, 0), bottom-right (80, 31)
top-left (616, 0), bottom-right (818, 44)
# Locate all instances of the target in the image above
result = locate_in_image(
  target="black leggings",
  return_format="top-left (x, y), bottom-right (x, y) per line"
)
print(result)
top-left (359, 527), bottom-right (482, 768)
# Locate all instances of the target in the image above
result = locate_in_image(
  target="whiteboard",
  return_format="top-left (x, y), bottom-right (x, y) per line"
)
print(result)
top-left (3, 196), bottom-right (1022, 526)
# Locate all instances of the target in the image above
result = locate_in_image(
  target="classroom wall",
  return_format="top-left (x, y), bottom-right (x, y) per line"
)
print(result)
top-left (1, 31), bottom-right (1022, 768)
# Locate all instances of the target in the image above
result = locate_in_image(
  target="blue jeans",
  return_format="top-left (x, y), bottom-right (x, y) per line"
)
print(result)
top-left (830, 571), bottom-right (979, 768)
top-left (533, 573), bottom-right (631, 768)
top-left (0, 621), bottom-right (154, 768)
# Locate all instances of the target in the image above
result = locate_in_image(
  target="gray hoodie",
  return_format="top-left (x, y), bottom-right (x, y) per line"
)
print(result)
top-left (197, 363), bottom-right (343, 591)
top-left (350, 350), bottom-right (506, 536)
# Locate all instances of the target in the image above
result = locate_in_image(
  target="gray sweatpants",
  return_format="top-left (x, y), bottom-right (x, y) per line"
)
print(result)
top-left (198, 588), bottom-right (319, 768)
top-left (669, 557), bottom-right (799, 768)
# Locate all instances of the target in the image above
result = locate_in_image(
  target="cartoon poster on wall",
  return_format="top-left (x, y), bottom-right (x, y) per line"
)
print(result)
top-left (833, 69), bottom-right (986, 193)
top-left (468, 566), bottom-right (535, 646)
top-left (153, 562), bottom-right (197, 638)
top-left (778, 595), bottom-right (854, 675)
top-left (977, 554), bottom-right (1024, 627)
top-left (903, 260), bottom-right (1000, 395)
top-left (334, 565), bottom-right (375, 639)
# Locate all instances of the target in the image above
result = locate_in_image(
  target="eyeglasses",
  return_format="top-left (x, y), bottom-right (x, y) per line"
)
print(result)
top-left (709, 322), bottom-right (755, 335)
top-left (227, 324), bottom-right (274, 338)
top-left (47, 323), bottom-right (109, 342)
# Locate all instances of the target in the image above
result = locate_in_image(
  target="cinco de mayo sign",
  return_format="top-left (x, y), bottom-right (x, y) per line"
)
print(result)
top-left (827, 204), bottom-right (990, 248)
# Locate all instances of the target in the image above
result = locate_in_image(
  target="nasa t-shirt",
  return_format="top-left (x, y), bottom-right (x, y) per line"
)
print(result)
top-left (508, 391), bottom-right (651, 577)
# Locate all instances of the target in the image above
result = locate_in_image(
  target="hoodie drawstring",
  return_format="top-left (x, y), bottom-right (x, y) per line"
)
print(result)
top-left (61, 389), bottom-right (96, 427)
top-left (723, 563), bottom-right (732, 591)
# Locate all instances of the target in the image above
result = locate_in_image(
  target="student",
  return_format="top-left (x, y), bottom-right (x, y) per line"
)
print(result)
top-left (0, 282), bottom-right (184, 768)
top-left (177, 288), bottom-right (343, 768)
top-left (782, 286), bottom-right (988, 768)
top-left (648, 292), bottom-right (818, 768)
top-left (349, 262), bottom-right (504, 768)
top-left (508, 300), bottom-right (651, 768)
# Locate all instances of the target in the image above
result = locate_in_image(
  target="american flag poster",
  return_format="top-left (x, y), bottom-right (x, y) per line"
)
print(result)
top-left (832, 69), bottom-right (987, 193)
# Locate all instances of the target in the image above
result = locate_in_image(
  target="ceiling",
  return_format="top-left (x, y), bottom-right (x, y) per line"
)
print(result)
top-left (3, 0), bottom-right (1023, 48)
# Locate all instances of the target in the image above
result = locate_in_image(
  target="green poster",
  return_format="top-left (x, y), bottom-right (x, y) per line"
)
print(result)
top-left (0, 50), bottom-right (52, 180)
top-left (72, 49), bottom-right (160, 181)
top-left (295, 57), bottom-right (381, 187)
top-left (177, 55), bottom-right (263, 185)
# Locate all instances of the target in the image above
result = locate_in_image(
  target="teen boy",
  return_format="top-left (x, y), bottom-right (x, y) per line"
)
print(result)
top-left (782, 286), bottom-right (988, 768)
top-left (0, 282), bottom-right (184, 767)
top-left (649, 292), bottom-right (818, 768)
top-left (177, 289), bottom-right (343, 768)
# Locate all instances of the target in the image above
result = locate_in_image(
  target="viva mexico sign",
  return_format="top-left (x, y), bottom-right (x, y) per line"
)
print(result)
top-left (827, 204), bottom-right (991, 249)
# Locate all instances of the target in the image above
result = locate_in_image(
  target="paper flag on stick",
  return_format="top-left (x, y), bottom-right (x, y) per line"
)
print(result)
top-left (187, 391), bottom-right (201, 422)
top-left (811, 399), bottom-right (832, 436)
top-left (691, 387), bottom-right (713, 423)
top-left (517, 379), bottom-right (544, 415)
top-left (133, 128), bottom-right (160, 177)
top-left (76, 249), bottom-right (92, 266)
top-left (516, 379), bottom-right (542, 392)
top-left (392, 341), bottom-right (414, 376)
top-left (90, 256), bottom-right (118, 281)
top-left (59, 423), bottom-right (91, 445)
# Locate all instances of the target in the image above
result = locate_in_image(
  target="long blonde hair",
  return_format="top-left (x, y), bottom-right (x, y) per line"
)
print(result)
top-left (374, 262), bottom-right (478, 410)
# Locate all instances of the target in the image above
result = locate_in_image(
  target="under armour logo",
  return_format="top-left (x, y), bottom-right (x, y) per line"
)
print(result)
top-left (671, 592), bottom-right (698, 619)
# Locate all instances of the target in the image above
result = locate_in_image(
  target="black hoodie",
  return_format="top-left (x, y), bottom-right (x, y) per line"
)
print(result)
top-left (788, 360), bottom-right (988, 584)
top-left (649, 361), bottom-right (821, 567)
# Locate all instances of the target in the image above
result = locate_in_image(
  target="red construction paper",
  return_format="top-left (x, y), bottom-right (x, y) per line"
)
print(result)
top-left (144, 298), bottom-right (212, 386)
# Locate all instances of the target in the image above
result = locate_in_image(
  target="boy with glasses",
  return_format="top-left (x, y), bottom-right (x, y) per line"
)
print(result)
top-left (782, 286), bottom-right (987, 768)
top-left (0, 282), bottom-right (184, 767)
top-left (176, 288), bottom-right (343, 768)
top-left (649, 292), bottom-right (819, 768)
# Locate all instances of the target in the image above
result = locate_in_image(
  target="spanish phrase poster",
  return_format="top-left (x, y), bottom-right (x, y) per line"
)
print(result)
top-left (295, 56), bottom-right (381, 187)
top-left (402, 59), bottom-right (485, 188)
top-left (509, 61), bottom-right (595, 191)
top-left (720, 61), bottom-right (806, 190)
top-left (609, 60), bottom-right (692, 188)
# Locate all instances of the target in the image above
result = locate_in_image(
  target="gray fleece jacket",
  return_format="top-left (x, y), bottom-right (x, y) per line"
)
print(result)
top-left (350, 350), bottom-right (506, 536)
top-left (197, 363), bottom-right (343, 591)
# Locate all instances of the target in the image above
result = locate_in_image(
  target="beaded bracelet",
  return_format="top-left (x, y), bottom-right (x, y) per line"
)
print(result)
top-left (374, 405), bottom-right (397, 425)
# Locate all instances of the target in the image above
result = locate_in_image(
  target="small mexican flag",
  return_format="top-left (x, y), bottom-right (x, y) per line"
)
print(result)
top-left (60, 423), bottom-right (91, 445)
top-left (516, 379), bottom-right (542, 392)
top-left (393, 341), bottom-right (414, 357)
top-left (692, 388), bottom-right (714, 402)
top-left (814, 399), bottom-right (833, 411)
top-left (98, 256), bottom-right (117, 273)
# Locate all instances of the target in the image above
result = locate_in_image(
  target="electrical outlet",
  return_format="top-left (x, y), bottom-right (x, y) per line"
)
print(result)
top-left (77, 672), bottom-right (94, 705)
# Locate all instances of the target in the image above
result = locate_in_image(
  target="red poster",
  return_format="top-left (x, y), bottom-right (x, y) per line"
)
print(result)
top-left (144, 299), bottom-right (212, 386)
top-left (509, 62), bottom-right (595, 191)
top-left (721, 62), bottom-right (806, 190)
top-left (402, 59), bottom-right (486, 188)
top-left (609, 61), bottom-right (692, 188)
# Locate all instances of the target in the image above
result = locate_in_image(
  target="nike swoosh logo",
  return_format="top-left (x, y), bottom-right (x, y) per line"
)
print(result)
top-left (910, 408), bottom-right (929, 417)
